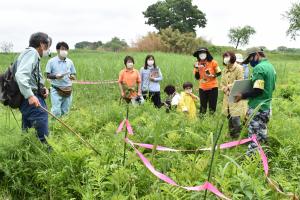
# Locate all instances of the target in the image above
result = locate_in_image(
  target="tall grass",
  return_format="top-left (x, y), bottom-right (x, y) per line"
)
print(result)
top-left (0, 50), bottom-right (299, 199)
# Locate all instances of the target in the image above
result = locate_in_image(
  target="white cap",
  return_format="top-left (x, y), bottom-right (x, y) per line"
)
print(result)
top-left (235, 53), bottom-right (244, 63)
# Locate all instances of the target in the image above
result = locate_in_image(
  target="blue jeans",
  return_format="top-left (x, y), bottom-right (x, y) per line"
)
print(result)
top-left (50, 87), bottom-right (72, 117)
top-left (19, 95), bottom-right (49, 142)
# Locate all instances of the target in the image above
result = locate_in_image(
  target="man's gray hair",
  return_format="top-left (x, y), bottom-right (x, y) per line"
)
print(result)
top-left (29, 32), bottom-right (51, 48)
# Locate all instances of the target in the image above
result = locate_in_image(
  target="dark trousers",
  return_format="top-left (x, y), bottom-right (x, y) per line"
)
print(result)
top-left (142, 91), bottom-right (162, 108)
top-left (199, 88), bottom-right (218, 114)
top-left (19, 95), bottom-right (49, 142)
top-left (227, 115), bottom-right (242, 138)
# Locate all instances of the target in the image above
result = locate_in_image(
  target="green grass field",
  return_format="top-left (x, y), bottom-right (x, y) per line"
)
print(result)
top-left (0, 50), bottom-right (299, 199)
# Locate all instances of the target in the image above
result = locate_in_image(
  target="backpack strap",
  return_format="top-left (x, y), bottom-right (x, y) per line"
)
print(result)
top-left (14, 48), bottom-right (42, 94)
top-left (13, 48), bottom-right (34, 76)
top-left (37, 61), bottom-right (41, 95)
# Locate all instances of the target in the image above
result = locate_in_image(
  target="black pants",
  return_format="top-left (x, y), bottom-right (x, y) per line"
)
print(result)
top-left (199, 88), bottom-right (218, 114)
top-left (227, 115), bottom-right (242, 138)
top-left (142, 91), bottom-right (162, 108)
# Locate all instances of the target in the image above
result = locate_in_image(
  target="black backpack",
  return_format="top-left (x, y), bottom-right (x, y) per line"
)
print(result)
top-left (0, 61), bottom-right (24, 109)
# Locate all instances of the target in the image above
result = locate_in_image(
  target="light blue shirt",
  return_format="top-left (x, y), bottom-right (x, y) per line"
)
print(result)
top-left (243, 64), bottom-right (249, 79)
top-left (15, 47), bottom-right (44, 99)
top-left (46, 56), bottom-right (76, 87)
top-left (140, 66), bottom-right (163, 92)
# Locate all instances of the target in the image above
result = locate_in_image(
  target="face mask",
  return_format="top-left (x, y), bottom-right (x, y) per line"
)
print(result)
top-left (223, 57), bottom-right (230, 65)
top-left (249, 56), bottom-right (259, 67)
top-left (42, 49), bottom-right (50, 58)
top-left (147, 60), bottom-right (154, 66)
top-left (60, 50), bottom-right (68, 58)
top-left (126, 62), bottom-right (134, 68)
top-left (185, 88), bottom-right (192, 94)
top-left (250, 60), bottom-right (259, 67)
top-left (199, 53), bottom-right (207, 60)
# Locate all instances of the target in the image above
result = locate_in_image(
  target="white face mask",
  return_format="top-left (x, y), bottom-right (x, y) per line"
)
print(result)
top-left (199, 53), bottom-right (207, 60)
top-left (42, 49), bottom-right (50, 58)
top-left (147, 60), bottom-right (154, 66)
top-left (60, 50), bottom-right (68, 58)
top-left (126, 62), bottom-right (134, 68)
top-left (185, 88), bottom-right (192, 94)
top-left (223, 56), bottom-right (230, 65)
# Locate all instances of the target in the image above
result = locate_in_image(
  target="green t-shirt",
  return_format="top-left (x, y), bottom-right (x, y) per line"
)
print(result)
top-left (248, 59), bottom-right (276, 111)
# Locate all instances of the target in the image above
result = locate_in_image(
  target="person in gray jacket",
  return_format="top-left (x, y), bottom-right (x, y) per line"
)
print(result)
top-left (140, 55), bottom-right (163, 108)
top-left (15, 32), bottom-right (52, 143)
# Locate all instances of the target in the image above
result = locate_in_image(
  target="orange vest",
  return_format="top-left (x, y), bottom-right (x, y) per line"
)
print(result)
top-left (193, 60), bottom-right (220, 90)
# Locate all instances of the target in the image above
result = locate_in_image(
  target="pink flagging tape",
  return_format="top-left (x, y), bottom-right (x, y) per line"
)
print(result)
top-left (252, 135), bottom-right (269, 176)
top-left (116, 120), bottom-right (125, 134)
top-left (182, 182), bottom-right (230, 199)
top-left (125, 120), bottom-right (134, 135)
top-left (127, 135), bottom-right (269, 178)
top-left (130, 141), bottom-right (182, 152)
top-left (120, 122), bottom-right (298, 198)
top-left (130, 137), bottom-right (254, 152)
top-left (116, 120), bottom-right (134, 135)
top-left (219, 137), bottom-right (253, 149)
top-left (126, 139), bottom-right (231, 200)
top-left (72, 80), bottom-right (118, 85)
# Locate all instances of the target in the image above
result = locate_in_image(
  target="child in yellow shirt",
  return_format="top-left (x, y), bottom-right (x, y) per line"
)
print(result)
top-left (178, 82), bottom-right (199, 119)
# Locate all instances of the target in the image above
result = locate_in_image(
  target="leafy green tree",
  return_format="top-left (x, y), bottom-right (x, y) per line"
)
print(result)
top-left (75, 41), bottom-right (90, 49)
top-left (285, 2), bottom-right (300, 40)
top-left (228, 26), bottom-right (256, 49)
top-left (143, 0), bottom-right (207, 33)
top-left (90, 41), bottom-right (103, 50)
top-left (277, 46), bottom-right (288, 52)
top-left (75, 41), bottom-right (102, 50)
top-left (103, 37), bottom-right (128, 52)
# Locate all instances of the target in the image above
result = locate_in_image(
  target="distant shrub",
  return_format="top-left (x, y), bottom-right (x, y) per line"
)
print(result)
top-left (159, 27), bottom-right (211, 54)
top-left (75, 41), bottom-right (102, 50)
top-left (103, 37), bottom-right (128, 52)
top-left (131, 28), bottom-right (212, 54)
top-left (132, 32), bottom-right (165, 52)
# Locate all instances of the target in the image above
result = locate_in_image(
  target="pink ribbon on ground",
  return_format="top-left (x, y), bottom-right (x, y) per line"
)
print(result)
top-left (125, 120), bottom-right (134, 135)
top-left (252, 135), bottom-right (269, 176)
top-left (116, 120), bottom-right (133, 135)
top-left (116, 120), bottom-right (125, 134)
top-left (219, 137), bottom-right (253, 149)
top-left (126, 139), bottom-right (231, 200)
top-left (129, 142), bottom-right (182, 152)
top-left (118, 120), bottom-right (275, 197)
top-left (129, 136), bottom-right (269, 176)
top-left (130, 137), bottom-right (254, 152)
top-left (72, 80), bottom-right (118, 85)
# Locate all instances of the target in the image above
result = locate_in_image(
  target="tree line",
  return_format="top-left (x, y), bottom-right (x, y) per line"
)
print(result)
top-left (75, 0), bottom-right (300, 53)
top-left (75, 37), bottom-right (128, 52)
top-left (3, 0), bottom-right (300, 53)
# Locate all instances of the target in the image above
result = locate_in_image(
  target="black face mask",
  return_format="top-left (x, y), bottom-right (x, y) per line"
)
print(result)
top-left (250, 59), bottom-right (259, 67)
top-left (249, 54), bottom-right (259, 67)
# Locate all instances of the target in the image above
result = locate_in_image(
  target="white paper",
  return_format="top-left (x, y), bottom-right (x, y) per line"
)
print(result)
top-left (229, 79), bottom-right (252, 103)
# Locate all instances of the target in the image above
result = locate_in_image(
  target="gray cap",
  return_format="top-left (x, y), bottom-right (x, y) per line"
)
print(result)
top-left (243, 47), bottom-right (264, 64)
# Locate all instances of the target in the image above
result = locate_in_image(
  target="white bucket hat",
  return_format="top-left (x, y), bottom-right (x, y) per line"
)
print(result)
top-left (235, 53), bottom-right (244, 63)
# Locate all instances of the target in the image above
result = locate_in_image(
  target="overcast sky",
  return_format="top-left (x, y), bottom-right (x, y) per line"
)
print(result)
top-left (0, 0), bottom-right (299, 52)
